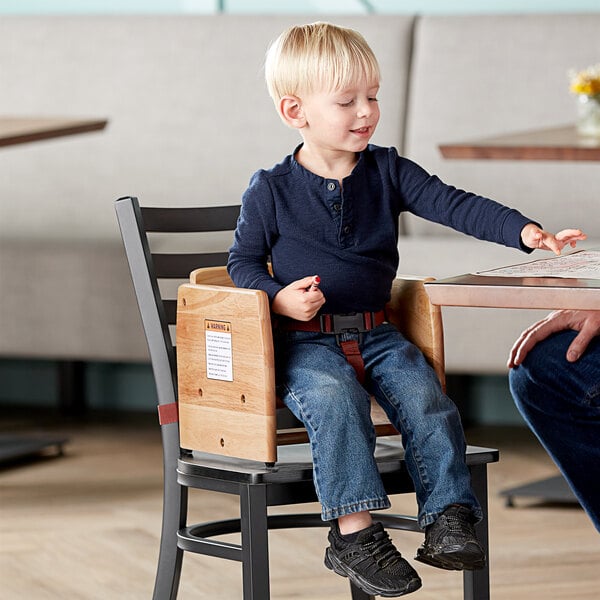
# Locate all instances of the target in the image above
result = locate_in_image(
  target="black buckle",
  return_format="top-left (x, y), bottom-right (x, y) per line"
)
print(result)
top-left (320, 312), bottom-right (366, 334)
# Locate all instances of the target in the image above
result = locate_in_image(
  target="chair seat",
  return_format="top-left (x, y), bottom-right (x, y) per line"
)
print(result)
top-left (176, 442), bottom-right (500, 558)
top-left (178, 440), bottom-right (499, 485)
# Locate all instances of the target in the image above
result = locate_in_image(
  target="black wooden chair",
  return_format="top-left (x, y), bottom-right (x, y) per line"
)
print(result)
top-left (115, 195), bottom-right (498, 600)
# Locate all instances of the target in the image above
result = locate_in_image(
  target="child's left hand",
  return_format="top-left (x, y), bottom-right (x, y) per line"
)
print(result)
top-left (520, 223), bottom-right (587, 255)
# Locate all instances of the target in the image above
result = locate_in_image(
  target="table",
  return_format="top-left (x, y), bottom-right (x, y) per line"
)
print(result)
top-left (436, 123), bottom-right (600, 507)
top-left (439, 124), bottom-right (600, 161)
top-left (425, 273), bottom-right (599, 507)
top-left (1, 117), bottom-right (109, 419)
top-left (1, 116), bottom-right (108, 465)
top-left (0, 116), bottom-right (108, 147)
top-left (425, 272), bottom-right (600, 311)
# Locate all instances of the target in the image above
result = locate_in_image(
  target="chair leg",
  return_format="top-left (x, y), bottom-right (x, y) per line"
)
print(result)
top-left (152, 482), bottom-right (187, 600)
top-left (153, 425), bottom-right (187, 600)
top-left (463, 463), bottom-right (490, 600)
top-left (350, 582), bottom-right (375, 599)
top-left (240, 484), bottom-right (270, 599)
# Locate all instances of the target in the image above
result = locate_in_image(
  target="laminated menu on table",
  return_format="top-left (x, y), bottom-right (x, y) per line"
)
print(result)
top-left (474, 250), bottom-right (600, 279)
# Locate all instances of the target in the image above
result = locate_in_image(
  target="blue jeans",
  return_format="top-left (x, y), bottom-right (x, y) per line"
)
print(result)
top-left (274, 323), bottom-right (482, 527)
top-left (509, 330), bottom-right (600, 532)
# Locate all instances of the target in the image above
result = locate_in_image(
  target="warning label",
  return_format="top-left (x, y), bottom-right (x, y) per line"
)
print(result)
top-left (204, 320), bottom-right (233, 381)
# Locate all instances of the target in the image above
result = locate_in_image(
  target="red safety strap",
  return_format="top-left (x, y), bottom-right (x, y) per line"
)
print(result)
top-left (158, 402), bottom-right (179, 425)
top-left (339, 339), bottom-right (366, 384)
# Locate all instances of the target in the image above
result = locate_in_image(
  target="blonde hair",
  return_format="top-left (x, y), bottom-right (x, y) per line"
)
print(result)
top-left (265, 22), bottom-right (380, 102)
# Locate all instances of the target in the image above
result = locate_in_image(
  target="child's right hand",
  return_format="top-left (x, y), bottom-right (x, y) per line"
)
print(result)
top-left (271, 275), bottom-right (325, 321)
top-left (520, 223), bottom-right (586, 255)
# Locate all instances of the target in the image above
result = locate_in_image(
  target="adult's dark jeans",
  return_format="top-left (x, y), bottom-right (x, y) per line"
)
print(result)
top-left (509, 330), bottom-right (600, 532)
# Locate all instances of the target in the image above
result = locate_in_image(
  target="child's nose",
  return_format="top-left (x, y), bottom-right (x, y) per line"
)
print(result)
top-left (357, 100), bottom-right (373, 117)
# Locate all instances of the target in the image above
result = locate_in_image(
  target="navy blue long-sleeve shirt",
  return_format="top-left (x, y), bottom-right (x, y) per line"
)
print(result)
top-left (228, 144), bottom-right (534, 314)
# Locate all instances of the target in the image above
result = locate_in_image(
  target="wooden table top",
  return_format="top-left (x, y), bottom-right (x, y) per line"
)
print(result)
top-left (439, 124), bottom-right (600, 161)
top-left (425, 273), bottom-right (600, 311)
top-left (0, 117), bottom-right (108, 148)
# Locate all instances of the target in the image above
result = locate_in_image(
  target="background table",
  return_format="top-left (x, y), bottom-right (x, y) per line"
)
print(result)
top-left (0, 116), bottom-right (107, 147)
top-left (1, 115), bottom-right (108, 465)
top-left (439, 124), bottom-right (600, 161)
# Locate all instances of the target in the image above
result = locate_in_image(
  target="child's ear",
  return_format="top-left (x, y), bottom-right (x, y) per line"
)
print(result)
top-left (279, 95), bottom-right (306, 129)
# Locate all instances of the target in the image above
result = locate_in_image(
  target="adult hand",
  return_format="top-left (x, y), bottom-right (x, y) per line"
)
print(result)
top-left (271, 275), bottom-right (325, 321)
top-left (520, 224), bottom-right (586, 255)
top-left (508, 309), bottom-right (600, 368)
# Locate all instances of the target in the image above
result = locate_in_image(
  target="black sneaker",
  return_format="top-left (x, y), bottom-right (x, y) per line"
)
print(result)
top-left (415, 505), bottom-right (486, 571)
top-left (324, 522), bottom-right (422, 597)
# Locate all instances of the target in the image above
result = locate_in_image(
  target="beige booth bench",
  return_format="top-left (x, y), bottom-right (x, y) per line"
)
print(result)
top-left (0, 13), bottom-right (597, 384)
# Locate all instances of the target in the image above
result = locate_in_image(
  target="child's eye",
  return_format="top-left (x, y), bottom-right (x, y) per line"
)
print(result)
top-left (338, 99), bottom-right (354, 107)
top-left (369, 97), bottom-right (378, 103)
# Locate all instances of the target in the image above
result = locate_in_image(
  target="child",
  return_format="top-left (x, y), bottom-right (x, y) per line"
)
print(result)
top-left (227, 22), bottom-right (585, 597)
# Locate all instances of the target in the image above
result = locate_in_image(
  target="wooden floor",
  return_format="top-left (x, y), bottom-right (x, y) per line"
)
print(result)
top-left (1, 414), bottom-right (598, 600)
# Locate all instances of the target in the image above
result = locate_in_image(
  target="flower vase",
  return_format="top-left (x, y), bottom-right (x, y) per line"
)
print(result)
top-left (576, 94), bottom-right (600, 137)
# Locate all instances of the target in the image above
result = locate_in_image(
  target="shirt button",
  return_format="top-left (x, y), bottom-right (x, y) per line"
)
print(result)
top-left (343, 225), bottom-right (351, 234)
top-left (327, 182), bottom-right (336, 191)
top-left (333, 203), bottom-right (342, 212)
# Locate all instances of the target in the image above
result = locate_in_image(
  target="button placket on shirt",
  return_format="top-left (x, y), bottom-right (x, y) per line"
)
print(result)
top-left (325, 179), bottom-right (353, 247)
top-left (326, 180), bottom-right (342, 233)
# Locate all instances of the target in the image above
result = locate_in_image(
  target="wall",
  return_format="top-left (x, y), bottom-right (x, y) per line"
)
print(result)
top-left (0, 0), bottom-right (599, 14)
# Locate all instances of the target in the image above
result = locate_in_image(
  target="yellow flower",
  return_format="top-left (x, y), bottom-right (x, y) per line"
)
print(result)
top-left (569, 63), bottom-right (600, 97)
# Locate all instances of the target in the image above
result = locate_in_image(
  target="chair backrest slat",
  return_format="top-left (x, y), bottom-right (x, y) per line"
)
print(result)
top-left (162, 300), bottom-right (178, 325)
top-left (152, 252), bottom-right (231, 279)
top-left (140, 205), bottom-right (240, 232)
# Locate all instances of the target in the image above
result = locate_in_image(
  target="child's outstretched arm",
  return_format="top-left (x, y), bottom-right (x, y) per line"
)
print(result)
top-left (271, 275), bottom-right (325, 321)
top-left (520, 224), bottom-right (587, 255)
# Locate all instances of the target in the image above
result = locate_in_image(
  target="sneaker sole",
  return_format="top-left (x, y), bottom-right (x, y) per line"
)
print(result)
top-left (324, 548), bottom-right (422, 597)
top-left (415, 544), bottom-right (486, 571)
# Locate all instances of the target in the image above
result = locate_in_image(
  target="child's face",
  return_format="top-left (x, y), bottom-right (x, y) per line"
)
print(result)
top-left (298, 79), bottom-right (380, 155)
